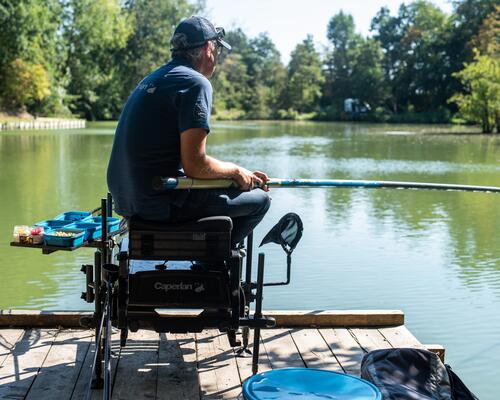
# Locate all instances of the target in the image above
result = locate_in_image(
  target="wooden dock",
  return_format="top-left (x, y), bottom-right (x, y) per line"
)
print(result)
top-left (0, 310), bottom-right (444, 399)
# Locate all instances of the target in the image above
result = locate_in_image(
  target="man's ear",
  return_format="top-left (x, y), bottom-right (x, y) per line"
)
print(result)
top-left (202, 42), bottom-right (211, 56)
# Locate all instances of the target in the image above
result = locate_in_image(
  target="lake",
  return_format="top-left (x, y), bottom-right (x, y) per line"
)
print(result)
top-left (1, 121), bottom-right (499, 398)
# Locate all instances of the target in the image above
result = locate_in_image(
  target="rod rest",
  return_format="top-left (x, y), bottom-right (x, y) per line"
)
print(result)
top-left (128, 215), bottom-right (233, 261)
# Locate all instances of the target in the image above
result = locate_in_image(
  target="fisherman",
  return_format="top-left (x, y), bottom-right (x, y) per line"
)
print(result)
top-left (107, 16), bottom-right (271, 245)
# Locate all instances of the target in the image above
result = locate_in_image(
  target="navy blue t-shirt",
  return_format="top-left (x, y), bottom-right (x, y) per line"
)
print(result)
top-left (107, 58), bottom-right (212, 220)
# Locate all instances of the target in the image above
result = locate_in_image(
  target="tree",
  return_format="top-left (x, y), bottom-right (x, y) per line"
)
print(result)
top-left (324, 12), bottom-right (362, 106)
top-left (442, 0), bottom-right (497, 105)
top-left (371, 1), bottom-right (449, 113)
top-left (211, 52), bottom-right (251, 117)
top-left (0, 0), bottom-right (64, 114)
top-left (246, 33), bottom-right (286, 118)
top-left (211, 30), bottom-right (286, 119)
top-left (120, 0), bottom-right (201, 98)
top-left (64, 0), bottom-right (133, 120)
top-left (470, 5), bottom-right (500, 56)
top-left (2, 59), bottom-right (50, 110)
top-left (323, 11), bottom-right (387, 118)
top-left (211, 29), bottom-right (253, 118)
top-left (284, 35), bottom-right (324, 113)
top-left (449, 53), bottom-right (500, 133)
top-left (349, 39), bottom-right (387, 110)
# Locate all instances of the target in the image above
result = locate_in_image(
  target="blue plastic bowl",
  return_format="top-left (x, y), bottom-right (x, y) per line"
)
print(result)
top-left (35, 220), bottom-right (73, 229)
top-left (67, 222), bottom-right (102, 241)
top-left (44, 229), bottom-right (85, 247)
top-left (83, 216), bottom-right (120, 234)
top-left (242, 368), bottom-right (381, 400)
top-left (54, 211), bottom-right (91, 222)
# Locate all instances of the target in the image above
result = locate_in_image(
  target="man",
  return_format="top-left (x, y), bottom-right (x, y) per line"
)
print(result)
top-left (107, 16), bottom-right (271, 245)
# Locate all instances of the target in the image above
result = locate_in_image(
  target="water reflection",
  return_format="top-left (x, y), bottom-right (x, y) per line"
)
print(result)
top-left (2, 122), bottom-right (498, 305)
top-left (0, 121), bottom-right (499, 398)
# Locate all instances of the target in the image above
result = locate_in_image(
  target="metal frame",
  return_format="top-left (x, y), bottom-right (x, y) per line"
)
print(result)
top-left (81, 196), bottom-right (278, 400)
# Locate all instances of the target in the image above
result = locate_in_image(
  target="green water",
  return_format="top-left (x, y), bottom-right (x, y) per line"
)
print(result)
top-left (1, 121), bottom-right (499, 398)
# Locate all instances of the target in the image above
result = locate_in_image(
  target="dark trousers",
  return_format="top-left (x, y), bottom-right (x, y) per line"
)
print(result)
top-left (170, 188), bottom-right (271, 246)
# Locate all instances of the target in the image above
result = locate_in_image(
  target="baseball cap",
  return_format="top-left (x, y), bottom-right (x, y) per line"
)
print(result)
top-left (171, 16), bottom-right (231, 51)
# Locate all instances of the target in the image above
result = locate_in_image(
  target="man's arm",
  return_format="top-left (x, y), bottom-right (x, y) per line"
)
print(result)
top-left (180, 128), bottom-right (267, 191)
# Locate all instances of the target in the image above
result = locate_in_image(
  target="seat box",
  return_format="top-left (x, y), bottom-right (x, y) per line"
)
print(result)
top-left (128, 269), bottom-right (231, 309)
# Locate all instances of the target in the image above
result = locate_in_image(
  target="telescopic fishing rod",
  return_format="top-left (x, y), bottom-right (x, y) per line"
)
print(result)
top-left (153, 176), bottom-right (500, 194)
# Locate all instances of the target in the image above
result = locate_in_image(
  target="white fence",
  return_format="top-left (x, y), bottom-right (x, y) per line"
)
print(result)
top-left (0, 119), bottom-right (86, 130)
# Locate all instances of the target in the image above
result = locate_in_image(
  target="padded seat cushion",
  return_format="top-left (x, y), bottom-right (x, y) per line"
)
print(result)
top-left (129, 216), bottom-right (233, 233)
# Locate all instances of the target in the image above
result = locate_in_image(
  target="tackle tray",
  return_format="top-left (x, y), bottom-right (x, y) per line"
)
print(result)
top-left (54, 211), bottom-right (92, 222)
top-left (83, 216), bottom-right (120, 233)
top-left (66, 221), bottom-right (102, 241)
top-left (34, 219), bottom-right (72, 229)
top-left (44, 228), bottom-right (85, 247)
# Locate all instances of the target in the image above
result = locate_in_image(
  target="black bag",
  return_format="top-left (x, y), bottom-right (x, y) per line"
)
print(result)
top-left (446, 364), bottom-right (479, 400)
top-left (361, 348), bottom-right (479, 400)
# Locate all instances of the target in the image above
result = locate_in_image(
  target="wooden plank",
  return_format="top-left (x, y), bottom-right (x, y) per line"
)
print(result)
top-left (349, 328), bottom-right (392, 353)
top-left (378, 326), bottom-right (425, 349)
top-left (319, 328), bottom-right (365, 375)
top-left (70, 338), bottom-right (98, 400)
top-left (0, 310), bottom-right (93, 327)
top-left (0, 328), bottom-right (58, 399)
top-left (260, 329), bottom-right (304, 370)
top-left (289, 328), bottom-right (343, 372)
top-left (265, 310), bottom-right (404, 327)
top-left (70, 329), bottom-right (122, 400)
top-left (111, 330), bottom-right (159, 400)
top-left (0, 329), bottom-right (24, 365)
top-left (0, 310), bottom-right (404, 328)
top-left (156, 333), bottom-right (200, 400)
top-left (233, 330), bottom-right (272, 383)
top-left (196, 329), bottom-right (242, 399)
top-left (25, 329), bottom-right (93, 400)
top-left (424, 344), bottom-right (446, 362)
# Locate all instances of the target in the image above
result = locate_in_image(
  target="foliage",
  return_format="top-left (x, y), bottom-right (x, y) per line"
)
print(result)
top-left (211, 30), bottom-right (286, 119)
top-left (371, 1), bottom-right (449, 112)
top-left (470, 5), bottom-right (500, 56)
top-left (63, 0), bottom-right (134, 120)
top-left (0, 0), bottom-right (498, 127)
top-left (323, 12), bottom-right (362, 107)
top-left (449, 53), bottom-right (500, 133)
top-left (119, 0), bottom-right (202, 98)
top-left (2, 59), bottom-right (50, 110)
top-left (0, 0), bottom-right (64, 114)
top-left (323, 12), bottom-right (387, 115)
top-left (283, 35), bottom-right (324, 113)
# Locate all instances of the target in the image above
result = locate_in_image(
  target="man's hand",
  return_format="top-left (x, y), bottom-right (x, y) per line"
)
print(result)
top-left (233, 168), bottom-right (269, 191)
top-left (253, 170), bottom-right (270, 192)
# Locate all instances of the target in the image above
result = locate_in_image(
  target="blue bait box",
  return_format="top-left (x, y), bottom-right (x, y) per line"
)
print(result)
top-left (67, 222), bottom-right (102, 241)
top-left (44, 229), bottom-right (85, 247)
top-left (84, 217), bottom-right (120, 234)
top-left (35, 220), bottom-right (72, 230)
top-left (54, 211), bottom-right (92, 222)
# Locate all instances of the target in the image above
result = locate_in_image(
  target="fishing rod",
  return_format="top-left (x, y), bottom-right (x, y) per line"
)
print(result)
top-left (153, 176), bottom-right (500, 194)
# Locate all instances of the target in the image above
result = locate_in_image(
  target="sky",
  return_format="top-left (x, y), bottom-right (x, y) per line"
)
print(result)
top-left (204, 0), bottom-right (454, 64)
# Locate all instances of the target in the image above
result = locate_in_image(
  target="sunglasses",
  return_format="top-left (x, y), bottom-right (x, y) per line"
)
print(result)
top-left (214, 27), bottom-right (226, 56)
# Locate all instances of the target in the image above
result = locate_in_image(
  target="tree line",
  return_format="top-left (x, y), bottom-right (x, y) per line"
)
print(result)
top-left (0, 0), bottom-right (498, 131)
